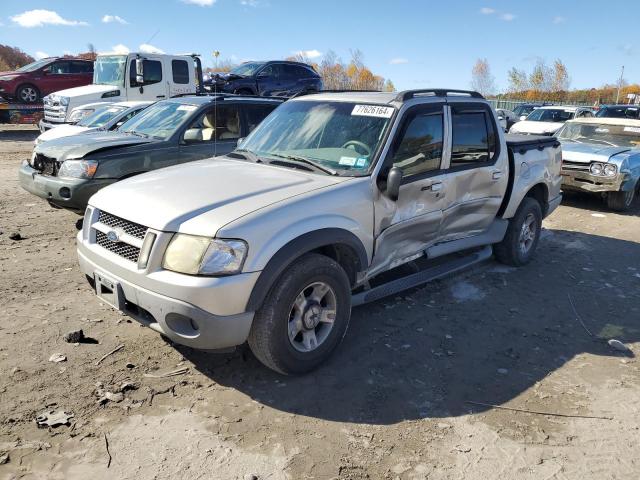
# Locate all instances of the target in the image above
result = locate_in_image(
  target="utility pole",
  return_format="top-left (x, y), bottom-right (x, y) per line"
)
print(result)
top-left (615, 65), bottom-right (624, 104)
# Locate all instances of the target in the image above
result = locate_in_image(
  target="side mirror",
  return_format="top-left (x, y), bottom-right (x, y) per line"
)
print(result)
top-left (385, 167), bottom-right (403, 201)
top-left (135, 58), bottom-right (144, 85)
top-left (520, 115), bottom-right (527, 121)
top-left (236, 137), bottom-right (245, 147)
top-left (182, 128), bottom-right (203, 144)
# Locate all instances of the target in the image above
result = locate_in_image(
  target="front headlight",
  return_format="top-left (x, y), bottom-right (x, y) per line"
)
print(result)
top-left (603, 164), bottom-right (617, 176)
top-left (590, 162), bottom-right (604, 175)
top-left (60, 96), bottom-right (70, 106)
top-left (68, 108), bottom-right (93, 123)
top-left (162, 234), bottom-right (248, 276)
top-left (0, 75), bottom-right (17, 81)
top-left (58, 159), bottom-right (98, 179)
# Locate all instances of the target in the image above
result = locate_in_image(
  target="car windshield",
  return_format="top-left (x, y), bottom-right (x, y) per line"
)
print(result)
top-left (93, 55), bottom-right (126, 87)
top-left (558, 122), bottom-right (640, 148)
top-left (513, 105), bottom-right (537, 117)
top-left (230, 62), bottom-right (265, 77)
top-left (77, 105), bottom-right (127, 127)
top-left (238, 100), bottom-right (394, 176)
top-left (16, 58), bottom-right (53, 73)
top-left (526, 108), bottom-right (574, 123)
top-left (119, 101), bottom-right (198, 139)
top-left (596, 106), bottom-right (640, 119)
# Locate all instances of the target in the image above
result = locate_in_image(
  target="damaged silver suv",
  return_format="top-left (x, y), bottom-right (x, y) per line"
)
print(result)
top-left (77, 89), bottom-right (562, 374)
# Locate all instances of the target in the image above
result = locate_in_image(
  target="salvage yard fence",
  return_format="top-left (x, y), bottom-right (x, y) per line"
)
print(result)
top-left (487, 98), bottom-right (593, 111)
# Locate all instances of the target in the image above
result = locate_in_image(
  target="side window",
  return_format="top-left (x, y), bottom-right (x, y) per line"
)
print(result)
top-left (183, 105), bottom-right (241, 142)
top-left (391, 108), bottom-right (444, 176)
top-left (282, 65), bottom-right (298, 79)
top-left (258, 65), bottom-right (274, 78)
top-left (48, 61), bottom-right (71, 74)
top-left (244, 104), bottom-right (277, 133)
top-left (450, 108), bottom-right (496, 166)
top-left (70, 61), bottom-right (92, 73)
top-left (111, 108), bottom-right (143, 130)
top-left (172, 60), bottom-right (190, 84)
top-left (130, 60), bottom-right (163, 87)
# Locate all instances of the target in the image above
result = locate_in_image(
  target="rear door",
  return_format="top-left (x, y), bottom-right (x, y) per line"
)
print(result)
top-left (437, 101), bottom-right (508, 242)
top-left (370, 102), bottom-right (448, 275)
top-left (240, 102), bottom-right (279, 136)
top-left (127, 58), bottom-right (167, 101)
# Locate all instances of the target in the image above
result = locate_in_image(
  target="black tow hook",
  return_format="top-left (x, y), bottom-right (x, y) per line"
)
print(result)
top-left (75, 218), bottom-right (83, 231)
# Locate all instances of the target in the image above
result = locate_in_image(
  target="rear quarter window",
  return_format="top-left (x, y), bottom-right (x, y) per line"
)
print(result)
top-left (172, 60), bottom-right (190, 84)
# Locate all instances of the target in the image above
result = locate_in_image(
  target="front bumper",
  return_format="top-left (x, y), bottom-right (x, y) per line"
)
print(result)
top-left (77, 232), bottom-right (258, 350)
top-left (18, 161), bottom-right (113, 212)
top-left (39, 119), bottom-right (70, 132)
top-left (560, 169), bottom-right (625, 193)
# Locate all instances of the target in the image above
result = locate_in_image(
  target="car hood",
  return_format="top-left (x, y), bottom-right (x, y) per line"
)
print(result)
top-left (89, 158), bottom-right (351, 237)
top-left (34, 131), bottom-right (154, 161)
top-left (51, 84), bottom-right (119, 99)
top-left (511, 121), bottom-right (564, 135)
top-left (0, 70), bottom-right (20, 77)
top-left (36, 125), bottom-right (92, 144)
top-left (560, 141), bottom-right (632, 163)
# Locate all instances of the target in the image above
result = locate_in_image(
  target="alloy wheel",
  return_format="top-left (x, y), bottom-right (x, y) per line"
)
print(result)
top-left (287, 281), bottom-right (337, 353)
top-left (518, 213), bottom-right (537, 255)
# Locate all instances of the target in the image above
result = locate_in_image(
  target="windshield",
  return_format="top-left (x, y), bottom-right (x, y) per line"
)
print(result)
top-left (119, 101), bottom-right (198, 139)
top-left (596, 106), bottom-right (640, 119)
top-left (239, 100), bottom-right (394, 176)
top-left (16, 58), bottom-right (53, 73)
top-left (513, 105), bottom-right (537, 117)
top-left (93, 55), bottom-right (126, 87)
top-left (558, 122), bottom-right (640, 148)
top-left (230, 62), bottom-right (265, 77)
top-left (526, 108), bottom-right (574, 123)
top-left (77, 105), bottom-right (126, 127)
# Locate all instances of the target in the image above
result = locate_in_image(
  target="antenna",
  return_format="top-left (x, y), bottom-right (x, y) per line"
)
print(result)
top-left (144, 29), bottom-right (160, 46)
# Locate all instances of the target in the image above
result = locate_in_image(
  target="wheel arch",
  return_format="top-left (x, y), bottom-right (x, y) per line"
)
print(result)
top-left (16, 82), bottom-right (41, 100)
top-left (245, 228), bottom-right (368, 312)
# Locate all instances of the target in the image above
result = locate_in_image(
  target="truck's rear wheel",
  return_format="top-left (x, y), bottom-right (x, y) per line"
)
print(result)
top-left (606, 186), bottom-right (636, 211)
top-left (494, 197), bottom-right (542, 266)
top-left (248, 253), bottom-right (351, 375)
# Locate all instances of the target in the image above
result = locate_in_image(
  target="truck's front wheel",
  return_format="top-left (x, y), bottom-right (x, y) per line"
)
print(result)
top-left (248, 253), bottom-right (351, 375)
top-left (494, 197), bottom-right (542, 266)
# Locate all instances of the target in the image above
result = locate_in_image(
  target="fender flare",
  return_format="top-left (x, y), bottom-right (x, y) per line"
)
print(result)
top-left (245, 228), bottom-right (368, 311)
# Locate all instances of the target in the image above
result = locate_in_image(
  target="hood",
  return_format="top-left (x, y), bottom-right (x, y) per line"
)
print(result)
top-left (560, 141), bottom-right (632, 164)
top-left (0, 70), bottom-right (20, 77)
top-left (510, 121), bottom-right (564, 135)
top-left (89, 158), bottom-right (351, 237)
top-left (36, 125), bottom-right (91, 144)
top-left (34, 131), bottom-right (153, 161)
top-left (50, 84), bottom-right (119, 100)
top-left (211, 72), bottom-right (244, 84)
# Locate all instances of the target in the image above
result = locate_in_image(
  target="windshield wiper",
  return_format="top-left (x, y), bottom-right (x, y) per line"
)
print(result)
top-left (230, 148), bottom-right (263, 163)
top-left (267, 153), bottom-right (338, 176)
top-left (575, 136), bottom-right (617, 147)
top-left (127, 131), bottom-right (149, 138)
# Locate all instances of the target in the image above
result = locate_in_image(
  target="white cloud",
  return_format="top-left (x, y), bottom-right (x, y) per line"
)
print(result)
top-left (34, 51), bottom-right (50, 60)
top-left (240, 0), bottom-right (259, 5)
top-left (102, 15), bottom-right (128, 24)
top-left (292, 49), bottom-right (322, 59)
top-left (389, 57), bottom-right (409, 65)
top-left (500, 13), bottom-right (516, 21)
top-left (10, 9), bottom-right (88, 27)
top-left (139, 43), bottom-right (165, 54)
top-left (181, 0), bottom-right (216, 6)
top-left (111, 44), bottom-right (130, 54)
top-left (480, 7), bottom-right (495, 14)
top-left (553, 16), bottom-right (565, 24)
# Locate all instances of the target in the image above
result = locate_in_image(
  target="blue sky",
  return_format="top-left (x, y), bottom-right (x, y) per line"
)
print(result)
top-left (1, 0), bottom-right (636, 91)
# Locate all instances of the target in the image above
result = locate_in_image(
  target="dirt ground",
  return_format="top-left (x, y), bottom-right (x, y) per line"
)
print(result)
top-left (0, 124), bottom-right (639, 480)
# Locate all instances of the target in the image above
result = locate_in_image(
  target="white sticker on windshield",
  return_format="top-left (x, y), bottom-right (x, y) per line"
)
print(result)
top-left (339, 156), bottom-right (356, 166)
top-left (106, 108), bottom-right (120, 113)
top-left (177, 105), bottom-right (197, 111)
top-left (352, 105), bottom-right (394, 118)
top-left (624, 126), bottom-right (640, 133)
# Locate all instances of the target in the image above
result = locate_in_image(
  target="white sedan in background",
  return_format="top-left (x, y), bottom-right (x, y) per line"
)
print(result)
top-left (495, 108), bottom-right (518, 131)
top-left (509, 106), bottom-right (595, 136)
top-left (34, 101), bottom-right (152, 145)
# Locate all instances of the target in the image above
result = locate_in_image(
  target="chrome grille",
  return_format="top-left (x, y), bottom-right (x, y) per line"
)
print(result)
top-left (98, 211), bottom-right (148, 240)
top-left (96, 231), bottom-right (140, 263)
top-left (562, 160), bottom-right (590, 172)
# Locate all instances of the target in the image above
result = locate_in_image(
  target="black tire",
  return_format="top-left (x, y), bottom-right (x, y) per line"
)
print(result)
top-left (248, 253), bottom-right (352, 375)
top-left (494, 197), bottom-right (543, 266)
top-left (16, 84), bottom-right (40, 103)
top-left (606, 186), bottom-right (636, 212)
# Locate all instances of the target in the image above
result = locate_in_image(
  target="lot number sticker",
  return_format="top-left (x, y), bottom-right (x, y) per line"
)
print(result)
top-left (352, 105), bottom-right (394, 118)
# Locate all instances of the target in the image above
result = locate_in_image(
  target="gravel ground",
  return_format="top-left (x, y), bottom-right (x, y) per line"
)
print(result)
top-left (1, 124), bottom-right (639, 479)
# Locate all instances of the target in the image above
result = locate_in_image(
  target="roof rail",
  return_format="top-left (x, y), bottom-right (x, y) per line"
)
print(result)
top-left (395, 89), bottom-right (484, 102)
top-left (171, 92), bottom-right (286, 101)
top-left (292, 89), bottom-right (383, 99)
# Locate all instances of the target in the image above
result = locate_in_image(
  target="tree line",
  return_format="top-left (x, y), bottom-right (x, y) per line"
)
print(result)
top-left (471, 57), bottom-right (639, 104)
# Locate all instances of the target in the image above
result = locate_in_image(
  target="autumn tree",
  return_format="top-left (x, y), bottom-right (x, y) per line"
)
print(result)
top-left (550, 59), bottom-right (570, 99)
top-left (470, 58), bottom-right (496, 97)
top-left (507, 67), bottom-right (529, 94)
top-left (0, 45), bottom-right (34, 70)
top-left (316, 50), bottom-right (388, 91)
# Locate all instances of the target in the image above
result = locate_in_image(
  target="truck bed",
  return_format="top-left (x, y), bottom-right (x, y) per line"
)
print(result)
top-left (505, 134), bottom-right (559, 154)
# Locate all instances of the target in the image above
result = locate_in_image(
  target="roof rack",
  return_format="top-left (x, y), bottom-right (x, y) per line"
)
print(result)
top-left (291, 89), bottom-right (382, 99)
top-left (171, 92), bottom-right (285, 101)
top-left (395, 89), bottom-right (484, 102)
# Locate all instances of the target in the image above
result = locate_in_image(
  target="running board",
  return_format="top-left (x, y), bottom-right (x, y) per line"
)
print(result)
top-left (351, 246), bottom-right (493, 307)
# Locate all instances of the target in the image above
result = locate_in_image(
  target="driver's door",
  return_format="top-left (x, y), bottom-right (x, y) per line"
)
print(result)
top-left (178, 104), bottom-right (240, 163)
top-left (369, 103), bottom-right (448, 277)
top-left (127, 59), bottom-right (167, 101)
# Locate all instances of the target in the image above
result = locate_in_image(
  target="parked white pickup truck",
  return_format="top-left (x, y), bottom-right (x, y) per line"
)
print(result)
top-left (77, 89), bottom-right (562, 374)
top-left (41, 52), bottom-right (202, 131)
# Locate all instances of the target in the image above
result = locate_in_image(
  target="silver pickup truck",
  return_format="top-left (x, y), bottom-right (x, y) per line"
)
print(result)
top-left (77, 89), bottom-right (562, 374)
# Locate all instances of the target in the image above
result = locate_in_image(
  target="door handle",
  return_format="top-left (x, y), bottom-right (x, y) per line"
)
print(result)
top-left (156, 95), bottom-right (166, 98)
top-left (421, 181), bottom-right (443, 192)
top-left (492, 170), bottom-right (503, 180)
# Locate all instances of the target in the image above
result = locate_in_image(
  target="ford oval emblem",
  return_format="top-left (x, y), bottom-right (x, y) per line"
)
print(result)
top-left (106, 230), bottom-right (120, 242)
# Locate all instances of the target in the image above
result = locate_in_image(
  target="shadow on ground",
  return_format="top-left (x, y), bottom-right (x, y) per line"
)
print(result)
top-left (175, 228), bottom-right (640, 425)
top-left (0, 128), bottom-right (39, 143)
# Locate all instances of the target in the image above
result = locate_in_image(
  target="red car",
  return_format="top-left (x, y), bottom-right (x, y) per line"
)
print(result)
top-left (0, 57), bottom-right (93, 104)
